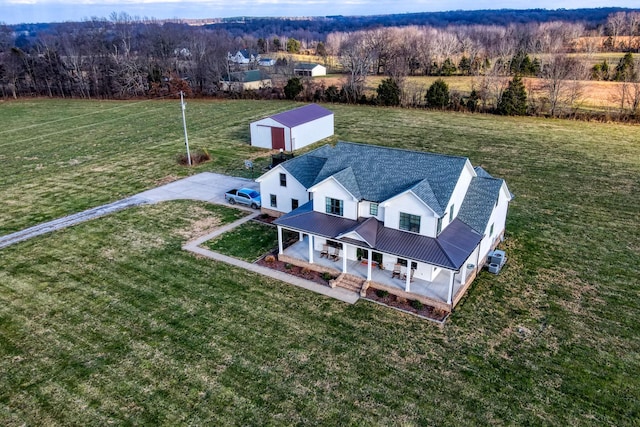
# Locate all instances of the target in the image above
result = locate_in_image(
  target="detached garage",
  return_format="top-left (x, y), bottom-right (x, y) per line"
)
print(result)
top-left (249, 104), bottom-right (334, 151)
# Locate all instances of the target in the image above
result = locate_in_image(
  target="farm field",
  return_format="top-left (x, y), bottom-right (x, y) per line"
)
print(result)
top-left (1, 99), bottom-right (639, 425)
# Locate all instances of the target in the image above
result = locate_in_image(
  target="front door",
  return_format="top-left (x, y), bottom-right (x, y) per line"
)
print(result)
top-left (271, 127), bottom-right (285, 150)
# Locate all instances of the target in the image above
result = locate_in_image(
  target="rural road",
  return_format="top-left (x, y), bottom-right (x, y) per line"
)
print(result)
top-left (0, 172), bottom-right (258, 249)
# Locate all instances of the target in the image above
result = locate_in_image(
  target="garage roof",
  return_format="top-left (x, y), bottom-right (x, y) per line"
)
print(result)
top-left (270, 104), bottom-right (333, 128)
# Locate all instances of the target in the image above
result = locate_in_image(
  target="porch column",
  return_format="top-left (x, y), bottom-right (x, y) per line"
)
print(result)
top-left (447, 269), bottom-right (455, 304)
top-left (342, 244), bottom-right (348, 273)
top-left (461, 263), bottom-right (467, 284)
top-left (308, 234), bottom-right (314, 264)
top-left (277, 226), bottom-right (283, 254)
top-left (405, 260), bottom-right (411, 293)
top-left (367, 249), bottom-right (372, 281)
top-left (298, 231), bottom-right (303, 241)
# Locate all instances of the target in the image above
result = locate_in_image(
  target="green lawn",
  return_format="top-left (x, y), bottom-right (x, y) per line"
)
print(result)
top-left (1, 99), bottom-right (639, 425)
top-left (205, 220), bottom-right (279, 262)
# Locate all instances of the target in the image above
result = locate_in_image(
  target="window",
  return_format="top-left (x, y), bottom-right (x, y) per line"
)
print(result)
top-left (449, 204), bottom-right (455, 222)
top-left (397, 258), bottom-right (418, 269)
top-left (495, 194), bottom-right (499, 207)
top-left (279, 173), bottom-right (287, 187)
top-left (325, 197), bottom-right (343, 216)
top-left (270, 194), bottom-right (277, 208)
top-left (490, 223), bottom-right (494, 236)
top-left (399, 212), bottom-right (421, 233)
top-left (291, 199), bottom-right (299, 210)
top-left (436, 217), bottom-right (443, 235)
top-left (369, 202), bottom-right (379, 216)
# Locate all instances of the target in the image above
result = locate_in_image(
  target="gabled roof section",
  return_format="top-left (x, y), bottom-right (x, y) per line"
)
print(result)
top-left (270, 104), bottom-right (333, 128)
top-left (474, 166), bottom-right (493, 179)
top-left (409, 178), bottom-right (444, 216)
top-left (281, 155), bottom-right (327, 188)
top-left (337, 217), bottom-right (379, 247)
top-left (310, 142), bottom-right (467, 211)
top-left (331, 167), bottom-right (362, 200)
top-left (457, 176), bottom-right (504, 234)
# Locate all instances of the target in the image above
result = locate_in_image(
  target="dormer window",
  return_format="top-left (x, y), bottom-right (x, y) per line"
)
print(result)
top-left (326, 197), bottom-right (343, 216)
top-left (399, 212), bottom-right (420, 233)
top-left (449, 204), bottom-right (455, 222)
top-left (437, 217), bottom-right (443, 235)
top-left (370, 202), bottom-right (379, 216)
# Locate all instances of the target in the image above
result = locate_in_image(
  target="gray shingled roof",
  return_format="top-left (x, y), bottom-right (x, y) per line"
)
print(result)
top-left (274, 207), bottom-right (481, 270)
top-left (457, 176), bottom-right (504, 234)
top-left (294, 62), bottom-right (322, 70)
top-left (279, 141), bottom-right (467, 216)
top-left (270, 104), bottom-right (333, 128)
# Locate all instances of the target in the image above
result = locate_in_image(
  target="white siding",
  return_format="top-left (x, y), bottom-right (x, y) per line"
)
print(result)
top-left (358, 200), bottom-right (384, 220)
top-left (312, 179), bottom-right (358, 219)
top-left (288, 114), bottom-right (334, 151)
top-left (478, 184), bottom-right (511, 263)
top-left (257, 166), bottom-right (308, 214)
top-left (250, 117), bottom-right (286, 149)
top-left (383, 192), bottom-right (437, 237)
top-left (441, 160), bottom-right (474, 231)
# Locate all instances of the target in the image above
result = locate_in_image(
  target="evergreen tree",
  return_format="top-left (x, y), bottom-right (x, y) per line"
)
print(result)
top-left (614, 52), bottom-right (635, 81)
top-left (284, 77), bottom-right (303, 100)
top-left (286, 38), bottom-right (301, 54)
top-left (376, 78), bottom-right (401, 106)
top-left (425, 79), bottom-right (450, 109)
top-left (497, 75), bottom-right (527, 115)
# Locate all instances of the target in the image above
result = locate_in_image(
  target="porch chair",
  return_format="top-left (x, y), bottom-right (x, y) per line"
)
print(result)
top-left (402, 268), bottom-right (415, 282)
top-left (391, 263), bottom-right (402, 279)
top-left (320, 244), bottom-right (329, 258)
top-left (330, 247), bottom-right (341, 261)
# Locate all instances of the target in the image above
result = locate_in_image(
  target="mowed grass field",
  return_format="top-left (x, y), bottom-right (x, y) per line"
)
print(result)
top-left (1, 99), bottom-right (639, 425)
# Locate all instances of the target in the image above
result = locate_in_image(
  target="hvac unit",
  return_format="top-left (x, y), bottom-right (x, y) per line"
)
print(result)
top-left (490, 250), bottom-right (506, 266)
top-left (488, 263), bottom-right (502, 274)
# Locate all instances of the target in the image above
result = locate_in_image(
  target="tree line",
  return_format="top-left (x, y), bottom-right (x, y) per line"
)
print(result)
top-left (1, 10), bottom-right (639, 118)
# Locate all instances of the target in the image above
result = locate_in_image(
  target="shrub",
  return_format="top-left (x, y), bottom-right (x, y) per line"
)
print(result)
top-left (410, 299), bottom-right (424, 310)
top-left (264, 254), bottom-right (276, 263)
top-left (376, 289), bottom-right (389, 298)
top-left (285, 263), bottom-right (293, 270)
top-left (176, 147), bottom-right (211, 166)
top-left (322, 272), bottom-right (332, 281)
top-left (301, 267), bottom-right (311, 275)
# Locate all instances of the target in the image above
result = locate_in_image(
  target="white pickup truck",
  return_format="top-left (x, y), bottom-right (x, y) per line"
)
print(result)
top-left (224, 188), bottom-right (262, 209)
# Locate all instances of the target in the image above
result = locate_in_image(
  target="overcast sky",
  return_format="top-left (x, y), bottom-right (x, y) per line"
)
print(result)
top-left (2, 0), bottom-right (639, 25)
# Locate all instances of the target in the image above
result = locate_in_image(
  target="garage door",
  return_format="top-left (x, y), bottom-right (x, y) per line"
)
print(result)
top-left (271, 127), bottom-right (285, 150)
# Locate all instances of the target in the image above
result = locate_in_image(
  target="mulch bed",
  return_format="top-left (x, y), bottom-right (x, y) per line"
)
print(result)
top-left (365, 288), bottom-right (449, 322)
top-left (255, 253), bottom-right (334, 287)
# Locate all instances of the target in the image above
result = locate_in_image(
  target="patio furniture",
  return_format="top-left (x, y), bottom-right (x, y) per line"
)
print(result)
top-left (330, 247), bottom-right (341, 261)
top-left (320, 244), bottom-right (329, 258)
top-left (401, 268), bottom-right (415, 282)
top-left (392, 263), bottom-right (402, 279)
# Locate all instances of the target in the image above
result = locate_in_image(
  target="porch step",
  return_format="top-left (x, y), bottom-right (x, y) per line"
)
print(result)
top-left (332, 273), bottom-right (366, 293)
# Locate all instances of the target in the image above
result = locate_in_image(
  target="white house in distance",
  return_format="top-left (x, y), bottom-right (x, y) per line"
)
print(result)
top-left (228, 49), bottom-right (260, 65)
top-left (256, 141), bottom-right (513, 312)
top-left (294, 63), bottom-right (327, 77)
top-left (249, 104), bottom-right (334, 151)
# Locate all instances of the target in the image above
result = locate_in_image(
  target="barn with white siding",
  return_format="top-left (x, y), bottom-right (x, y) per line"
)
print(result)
top-left (249, 104), bottom-right (334, 151)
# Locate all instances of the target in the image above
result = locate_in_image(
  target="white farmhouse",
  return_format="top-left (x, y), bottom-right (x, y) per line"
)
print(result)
top-left (256, 141), bottom-right (513, 312)
top-left (249, 104), bottom-right (334, 151)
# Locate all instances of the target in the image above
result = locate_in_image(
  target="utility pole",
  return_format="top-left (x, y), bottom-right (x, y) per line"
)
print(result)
top-left (180, 91), bottom-right (191, 166)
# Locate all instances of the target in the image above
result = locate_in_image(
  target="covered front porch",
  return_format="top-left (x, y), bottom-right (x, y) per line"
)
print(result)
top-left (278, 232), bottom-right (478, 310)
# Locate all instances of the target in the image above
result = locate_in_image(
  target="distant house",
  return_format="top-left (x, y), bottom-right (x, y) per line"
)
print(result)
top-left (258, 58), bottom-right (276, 67)
top-left (256, 141), bottom-right (512, 312)
top-left (249, 104), bottom-right (334, 151)
top-left (228, 49), bottom-right (261, 65)
top-left (293, 63), bottom-right (327, 77)
top-left (219, 70), bottom-right (271, 91)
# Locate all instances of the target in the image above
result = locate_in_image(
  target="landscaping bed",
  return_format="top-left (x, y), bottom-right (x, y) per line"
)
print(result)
top-left (364, 287), bottom-right (449, 322)
top-left (255, 252), bottom-right (334, 287)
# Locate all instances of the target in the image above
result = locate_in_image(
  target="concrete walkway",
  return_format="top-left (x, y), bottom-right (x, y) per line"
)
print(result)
top-left (182, 213), bottom-right (360, 305)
